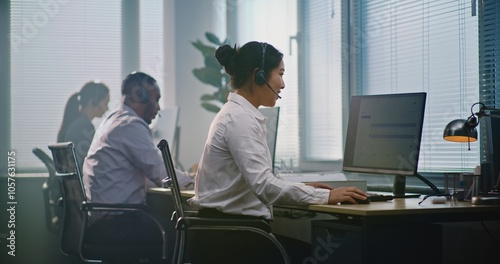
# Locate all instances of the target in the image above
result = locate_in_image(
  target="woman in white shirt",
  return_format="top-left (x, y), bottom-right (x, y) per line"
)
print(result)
top-left (188, 41), bottom-right (367, 264)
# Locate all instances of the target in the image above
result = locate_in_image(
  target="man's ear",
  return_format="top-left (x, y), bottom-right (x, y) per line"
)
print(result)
top-left (129, 86), bottom-right (143, 103)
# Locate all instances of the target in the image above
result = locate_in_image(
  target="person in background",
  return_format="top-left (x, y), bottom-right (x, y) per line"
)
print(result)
top-left (187, 41), bottom-right (368, 264)
top-left (57, 80), bottom-right (110, 170)
top-left (82, 71), bottom-right (194, 247)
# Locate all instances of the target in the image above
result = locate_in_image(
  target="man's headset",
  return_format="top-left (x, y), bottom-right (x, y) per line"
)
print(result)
top-left (131, 72), bottom-right (149, 104)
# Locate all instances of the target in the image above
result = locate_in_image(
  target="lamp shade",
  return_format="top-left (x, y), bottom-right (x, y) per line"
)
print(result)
top-left (443, 119), bottom-right (478, 142)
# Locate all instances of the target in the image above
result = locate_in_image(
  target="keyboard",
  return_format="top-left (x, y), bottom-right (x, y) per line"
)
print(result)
top-left (341, 193), bottom-right (421, 204)
top-left (367, 193), bottom-right (421, 202)
top-left (367, 193), bottom-right (393, 202)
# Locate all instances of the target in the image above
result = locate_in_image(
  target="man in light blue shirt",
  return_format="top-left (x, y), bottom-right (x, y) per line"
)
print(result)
top-left (83, 71), bottom-right (193, 245)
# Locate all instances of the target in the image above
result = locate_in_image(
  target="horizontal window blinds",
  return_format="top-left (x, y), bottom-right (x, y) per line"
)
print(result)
top-left (301, 0), bottom-right (343, 161)
top-left (10, 0), bottom-right (122, 171)
top-left (139, 1), bottom-right (164, 94)
top-left (358, 0), bottom-right (479, 172)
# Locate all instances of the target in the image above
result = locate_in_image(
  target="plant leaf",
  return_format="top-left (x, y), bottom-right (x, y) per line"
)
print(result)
top-left (200, 94), bottom-right (215, 101)
top-left (205, 55), bottom-right (221, 69)
top-left (192, 32), bottom-right (230, 113)
top-left (193, 68), bottom-right (223, 88)
top-left (191, 40), bottom-right (216, 57)
top-left (205, 32), bottom-right (221, 46)
top-left (201, 102), bottom-right (221, 113)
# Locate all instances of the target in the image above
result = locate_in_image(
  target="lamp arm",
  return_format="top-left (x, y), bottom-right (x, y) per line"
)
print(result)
top-left (475, 106), bottom-right (500, 119)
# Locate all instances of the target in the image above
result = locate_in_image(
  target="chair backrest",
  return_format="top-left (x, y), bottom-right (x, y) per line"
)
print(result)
top-left (48, 142), bottom-right (87, 258)
top-left (33, 147), bottom-right (57, 176)
top-left (33, 147), bottom-right (63, 233)
top-left (157, 139), bottom-right (185, 219)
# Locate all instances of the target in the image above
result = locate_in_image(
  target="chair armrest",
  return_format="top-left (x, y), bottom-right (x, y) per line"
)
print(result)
top-left (178, 216), bottom-right (272, 233)
top-left (81, 201), bottom-right (150, 212)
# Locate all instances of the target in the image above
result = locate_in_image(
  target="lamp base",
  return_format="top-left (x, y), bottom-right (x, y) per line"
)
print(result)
top-left (471, 194), bottom-right (500, 205)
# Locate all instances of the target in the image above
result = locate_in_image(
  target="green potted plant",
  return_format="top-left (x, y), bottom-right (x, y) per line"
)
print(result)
top-left (191, 32), bottom-right (231, 113)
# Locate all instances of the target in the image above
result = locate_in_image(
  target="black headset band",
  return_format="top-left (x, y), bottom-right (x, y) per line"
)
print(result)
top-left (260, 42), bottom-right (267, 73)
top-left (255, 42), bottom-right (268, 86)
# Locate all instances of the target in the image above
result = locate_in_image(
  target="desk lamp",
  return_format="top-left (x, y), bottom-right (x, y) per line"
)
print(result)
top-left (443, 102), bottom-right (500, 205)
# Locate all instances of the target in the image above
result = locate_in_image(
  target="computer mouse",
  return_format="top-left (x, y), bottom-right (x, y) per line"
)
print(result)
top-left (341, 197), bottom-right (370, 204)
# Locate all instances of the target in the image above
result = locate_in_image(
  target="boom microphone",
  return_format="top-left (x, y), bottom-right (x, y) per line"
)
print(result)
top-left (264, 80), bottom-right (281, 99)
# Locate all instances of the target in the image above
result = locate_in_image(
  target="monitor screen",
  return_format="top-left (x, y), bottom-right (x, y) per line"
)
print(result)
top-left (151, 107), bottom-right (179, 146)
top-left (259, 107), bottom-right (280, 173)
top-left (342, 92), bottom-right (427, 176)
top-left (482, 110), bottom-right (500, 192)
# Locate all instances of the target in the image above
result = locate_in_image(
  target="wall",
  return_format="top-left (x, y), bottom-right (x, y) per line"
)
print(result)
top-left (173, 0), bottom-right (227, 169)
top-left (0, 177), bottom-right (79, 264)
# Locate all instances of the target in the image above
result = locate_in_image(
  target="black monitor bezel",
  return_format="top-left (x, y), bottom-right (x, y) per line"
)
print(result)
top-left (342, 92), bottom-right (427, 176)
top-left (482, 110), bottom-right (500, 192)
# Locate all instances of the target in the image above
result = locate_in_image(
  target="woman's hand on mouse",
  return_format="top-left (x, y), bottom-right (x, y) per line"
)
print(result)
top-left (328, 187), bottom-right (368, 204)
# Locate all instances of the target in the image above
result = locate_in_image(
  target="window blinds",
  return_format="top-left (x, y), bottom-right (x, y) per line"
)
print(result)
top-left (357, 0), bottom-right (480, 172)
top-left (10, 0), bottom-right (122, 171)
top-left (10, 0), bottom-right (166, 171)
top-left (300, 0), bottom-right (344, 162)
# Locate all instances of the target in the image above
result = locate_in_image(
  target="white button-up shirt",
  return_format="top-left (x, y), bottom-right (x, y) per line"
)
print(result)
top-left (83, 104), bottom-right (193, 222)
top-left (188, 93), bottom-right (329, 219)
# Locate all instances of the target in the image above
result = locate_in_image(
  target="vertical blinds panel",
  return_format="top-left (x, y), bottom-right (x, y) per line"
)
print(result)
top-left (10, 0), bottom-right (122, 171)
top-left (302, 0), bottom-right (343, 161)
top-left (359, 0), bottom-right (479, 172)
top-left (479, 1), bottom-right (500, 163)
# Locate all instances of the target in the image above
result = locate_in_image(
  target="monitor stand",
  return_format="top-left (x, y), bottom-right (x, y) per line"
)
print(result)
top-left (393, 174), bottom-right (441, 197)
top-left (393, 175), bottom-right (406, 196)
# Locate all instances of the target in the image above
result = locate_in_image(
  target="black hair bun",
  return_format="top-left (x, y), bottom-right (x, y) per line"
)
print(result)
top-left (215, 44), bottom-right (237, 76)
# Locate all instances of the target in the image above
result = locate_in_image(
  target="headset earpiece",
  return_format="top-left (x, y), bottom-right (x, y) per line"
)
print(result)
top-left (132, 72), bottom-right (149, 104)
top-left (139, 86), bottom-right (149, 104)
top-left (255, 43), bottom-right (268, 86)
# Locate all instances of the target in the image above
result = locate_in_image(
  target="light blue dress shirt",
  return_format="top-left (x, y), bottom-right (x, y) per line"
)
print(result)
top-left (83, 103), bottom-right (193, 223)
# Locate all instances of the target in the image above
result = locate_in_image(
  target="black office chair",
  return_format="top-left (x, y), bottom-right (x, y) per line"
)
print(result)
top-left (157, 139), bottom-right (290, 264)
top-left (48, 142), bottom-right (168, 264)
top-left (33, 147), bottom-right (62, 234)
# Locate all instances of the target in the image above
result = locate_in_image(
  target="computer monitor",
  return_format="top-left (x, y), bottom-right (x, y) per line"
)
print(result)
top-left (259, 107), bottom-right (280, 173)
top-left (342, 92), bottom-right (427, 195)
top-left (481, 110), bottom-right (500, 193)
top-left (151, 107), bottom-right (179, 146)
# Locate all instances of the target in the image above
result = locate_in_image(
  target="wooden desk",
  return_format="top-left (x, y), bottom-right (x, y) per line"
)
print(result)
top-left (276, 198), bottom-right (500, 264)
top-left (279, 197), bottom-right (500, 223)
top-left (149, 188), bottom-right (500, 220)
top-left (147, 188), bottom-right (500, 264)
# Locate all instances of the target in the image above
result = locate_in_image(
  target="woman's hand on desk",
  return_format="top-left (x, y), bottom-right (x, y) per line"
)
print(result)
top-left (327, 187), bottom-right (368, 204)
